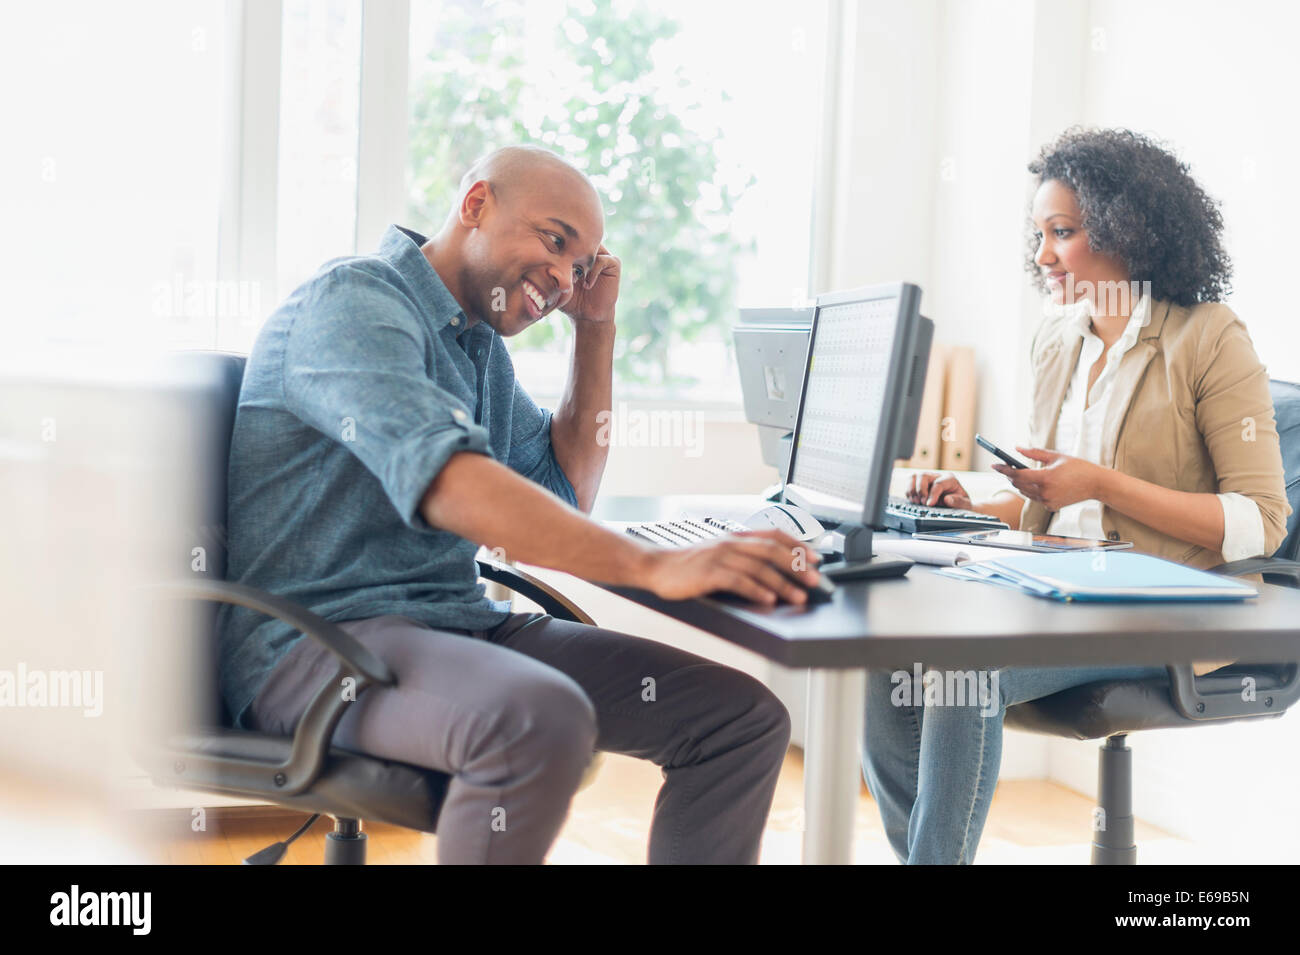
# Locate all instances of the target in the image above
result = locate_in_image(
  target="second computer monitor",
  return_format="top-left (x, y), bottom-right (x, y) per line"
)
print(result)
top-left (782, 282), bottom-right (931, 528)
top-left (733, 306), bottom-right (814, 472)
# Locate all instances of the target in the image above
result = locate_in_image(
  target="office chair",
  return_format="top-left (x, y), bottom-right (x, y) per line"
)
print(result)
top-left (1005, 378), bottom-right (1300, 864)
top-left (142, 351), bottom-right (602, 864)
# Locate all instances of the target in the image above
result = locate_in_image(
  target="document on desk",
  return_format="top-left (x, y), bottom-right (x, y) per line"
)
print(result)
top-left (871, 537), bottom-right (1009, 566)
top-left (935, 551), bottom-right (1259, 602)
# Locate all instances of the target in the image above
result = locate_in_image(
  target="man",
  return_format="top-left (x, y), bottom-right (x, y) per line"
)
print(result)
top-left (219, 145), bottom-right (823, 864)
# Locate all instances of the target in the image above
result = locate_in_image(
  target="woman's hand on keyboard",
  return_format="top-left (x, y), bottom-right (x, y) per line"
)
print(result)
top-left (908, 472), bottom-right (972, 510)
top-left (642, 530), bottom-right (823, 606)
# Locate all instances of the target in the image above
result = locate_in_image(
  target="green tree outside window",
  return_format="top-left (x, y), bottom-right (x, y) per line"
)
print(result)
top-left (408, 0), bottom-right (753, 392)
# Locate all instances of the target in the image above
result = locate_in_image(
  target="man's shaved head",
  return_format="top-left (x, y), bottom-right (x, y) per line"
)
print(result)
top-left (454, 145), bottom-right (601, 216)
top-left (426, 144), bottom-right (607, 337)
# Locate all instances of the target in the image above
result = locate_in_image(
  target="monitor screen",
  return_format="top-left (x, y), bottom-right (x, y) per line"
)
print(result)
top-left (783, 282), bottom-right (924, 526)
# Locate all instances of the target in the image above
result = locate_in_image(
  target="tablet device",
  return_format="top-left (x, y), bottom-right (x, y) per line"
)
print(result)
top-left (912, 528), bottom-right (1134, 552)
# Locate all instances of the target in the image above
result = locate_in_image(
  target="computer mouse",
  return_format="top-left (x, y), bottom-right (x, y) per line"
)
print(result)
top-left (802, 573), bottom-right (837, 604)
top-left (744, 502), bottom-right (827, 541)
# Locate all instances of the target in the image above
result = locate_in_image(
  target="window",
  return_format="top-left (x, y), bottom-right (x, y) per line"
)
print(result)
top-left (213, 0), bottom-right (829, 399)
top-left (276, 0), bottom-right (363, 301)
top-left (4, 0), bottom-right (228, 359)
top-left (406, 0), bottom-right (828, 401)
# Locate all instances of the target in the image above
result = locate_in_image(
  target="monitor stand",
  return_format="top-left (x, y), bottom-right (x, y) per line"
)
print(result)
top-left (819, 523), bottom-right (913, 581)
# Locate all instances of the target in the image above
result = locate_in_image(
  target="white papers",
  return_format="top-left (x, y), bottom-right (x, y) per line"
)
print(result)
top-left (870, 537), bottom-right (1012, 567)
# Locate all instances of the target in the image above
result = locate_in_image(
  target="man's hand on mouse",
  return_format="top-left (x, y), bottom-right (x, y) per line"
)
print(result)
top-left (641, 530), bottom-right (823, 606)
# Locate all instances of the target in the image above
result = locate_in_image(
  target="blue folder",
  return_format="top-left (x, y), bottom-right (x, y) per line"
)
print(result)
top-left (956, 551), bottom-right (1258, 602)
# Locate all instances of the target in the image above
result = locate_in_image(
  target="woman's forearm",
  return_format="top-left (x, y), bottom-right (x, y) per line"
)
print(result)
top-left (974, 491), bottom-right (1026, 530)
top-left (1096, 468), bottom-right (1225, 553)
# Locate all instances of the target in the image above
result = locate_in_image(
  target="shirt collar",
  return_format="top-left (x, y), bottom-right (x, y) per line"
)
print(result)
top-left (1053, 289), bottom-right (1152, 344)
top-left (1046, 295), bottom-right (1095, 338)
top-left (377, 225), bottom-right (469, 334)
top-left (1114, 292), bottom-right (1152, 350)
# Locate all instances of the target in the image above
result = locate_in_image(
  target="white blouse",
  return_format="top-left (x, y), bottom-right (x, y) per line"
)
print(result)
top-left (1045, 294), bottom-right (1266, 562)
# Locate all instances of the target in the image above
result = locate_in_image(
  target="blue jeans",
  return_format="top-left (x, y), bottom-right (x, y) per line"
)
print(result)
top-left (861, 663), bottom-right (1168, 864)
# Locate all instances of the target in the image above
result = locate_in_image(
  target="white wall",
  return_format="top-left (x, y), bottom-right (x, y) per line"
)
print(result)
top-left (825, 0), bottom-right (1094, 469)
top-left (1083, 0), bottom-right (1300, 385)
top-left (599, 410), bottom-right (777, 496)
top-left (824, 0), bottom-right (941, 296)
top-left (1046, 712), bottom-right (1300, 861)
top-left (1054, 0), bottom-right (1300, 853)
top-left (923, 0), bottom-right (1050, 464)
top-left (828, 0), bottom-right (1298, 449)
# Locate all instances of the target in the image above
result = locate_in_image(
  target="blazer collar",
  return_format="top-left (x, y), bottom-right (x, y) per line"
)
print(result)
top-left (1033, 298), bottom-right (1175, 463)
top-left (1097, 299), bottom-right (1173, 468)
top-left (1139, 296), bottom-right (1173, 342)
top-left (1038, 335), bottom-right (1081, 450)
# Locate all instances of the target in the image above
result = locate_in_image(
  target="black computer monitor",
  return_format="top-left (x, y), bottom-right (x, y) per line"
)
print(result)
top-left (781, 282), bottom-right (932, 570)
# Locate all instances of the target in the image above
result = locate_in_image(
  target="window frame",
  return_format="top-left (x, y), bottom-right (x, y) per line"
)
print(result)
top-left (223, 0), bottom-right (846, 409)
top-left (217, 0), bottom-right (282, 352)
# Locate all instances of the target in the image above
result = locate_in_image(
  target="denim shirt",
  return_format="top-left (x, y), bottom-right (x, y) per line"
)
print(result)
top-left (217, 225), bottom-right (578, 727)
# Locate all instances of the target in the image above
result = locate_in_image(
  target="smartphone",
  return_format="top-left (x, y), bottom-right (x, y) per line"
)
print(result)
top-left (974, 433), bottom-right (1029, 469)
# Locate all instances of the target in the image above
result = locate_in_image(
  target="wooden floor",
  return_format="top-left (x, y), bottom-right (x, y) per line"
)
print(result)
top-left (130, 747), bottom-right (1183, 865)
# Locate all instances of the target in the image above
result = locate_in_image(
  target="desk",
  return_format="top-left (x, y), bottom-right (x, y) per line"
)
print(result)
top-left (585, 494), bottom-right (1300, 864)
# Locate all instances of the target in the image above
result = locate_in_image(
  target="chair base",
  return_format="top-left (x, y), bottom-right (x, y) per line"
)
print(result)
top-left (242, 814), bottom-right (368, 864)
top-left (324, 818), bottom-right (367, 865)
top-left (1091, 842), bottom-right (1137, 865)
top-left (1091, 734), bottom-right (1137, 865)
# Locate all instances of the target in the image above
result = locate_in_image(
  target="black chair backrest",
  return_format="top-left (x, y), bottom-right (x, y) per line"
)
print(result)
top-left (1270, 379), bottom-right (1300, 561)
top-left (169, 351), bottom-right (247, 581)
top-left (166, 351), bottom-right (247, 727)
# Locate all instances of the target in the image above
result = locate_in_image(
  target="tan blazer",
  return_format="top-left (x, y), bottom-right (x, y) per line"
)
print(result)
top-left (1019, 299), bottom-right (1291, 675)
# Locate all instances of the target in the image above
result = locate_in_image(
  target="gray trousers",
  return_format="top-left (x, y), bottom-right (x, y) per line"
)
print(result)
top-left (247, 611), bottom-right (791, 864)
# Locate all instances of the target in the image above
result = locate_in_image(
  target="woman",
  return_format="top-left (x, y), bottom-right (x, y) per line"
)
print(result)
top-left (862, 127), bottom-right (1291, 865)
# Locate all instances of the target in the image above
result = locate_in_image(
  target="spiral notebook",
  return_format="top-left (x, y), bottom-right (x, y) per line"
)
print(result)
top-left (937, 551), bottom-right (1258, 602)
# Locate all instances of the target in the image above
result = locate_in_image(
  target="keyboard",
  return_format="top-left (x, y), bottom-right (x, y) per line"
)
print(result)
top-left (627, 500), bottom-right (1007, 543)
top-left (882, 496), bottom-right (1008, 534)
top-left (623, 516), bottom-right (748, 547)
top-left (621, 513), bottom-right (914, 584)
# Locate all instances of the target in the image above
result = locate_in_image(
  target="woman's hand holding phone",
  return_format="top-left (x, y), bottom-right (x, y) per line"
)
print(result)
top-left (991, 446), bottom-right (1107, 511)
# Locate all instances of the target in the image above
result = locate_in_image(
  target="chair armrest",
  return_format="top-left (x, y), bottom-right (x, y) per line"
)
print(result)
top-left (1166, 663), bottom-right (1300, 721)
top-left (148, 579), bottom-right (396, 796)
top-left (154, 579), bottom-right (393, 683)
top-left (477, 557), bottom-right (597, 626)
top-left (1211, 557), bottom-right (1300, 588)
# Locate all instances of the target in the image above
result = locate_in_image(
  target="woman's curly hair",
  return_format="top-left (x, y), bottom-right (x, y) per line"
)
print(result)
top-left (1025, 127), bottom-right (1232, 305)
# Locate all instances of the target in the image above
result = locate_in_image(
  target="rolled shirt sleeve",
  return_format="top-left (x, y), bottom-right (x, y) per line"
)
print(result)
top-left (282, 268), bottom-right (494, 530)
top-left (1194, 315), bottom-right (1291, 556)
top-left (1218, 491), bottom-right (1268, 562)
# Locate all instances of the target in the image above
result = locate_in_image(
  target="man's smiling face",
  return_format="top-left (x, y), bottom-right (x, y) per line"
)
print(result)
top-left (459, 161), bottom-right (604, 337)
